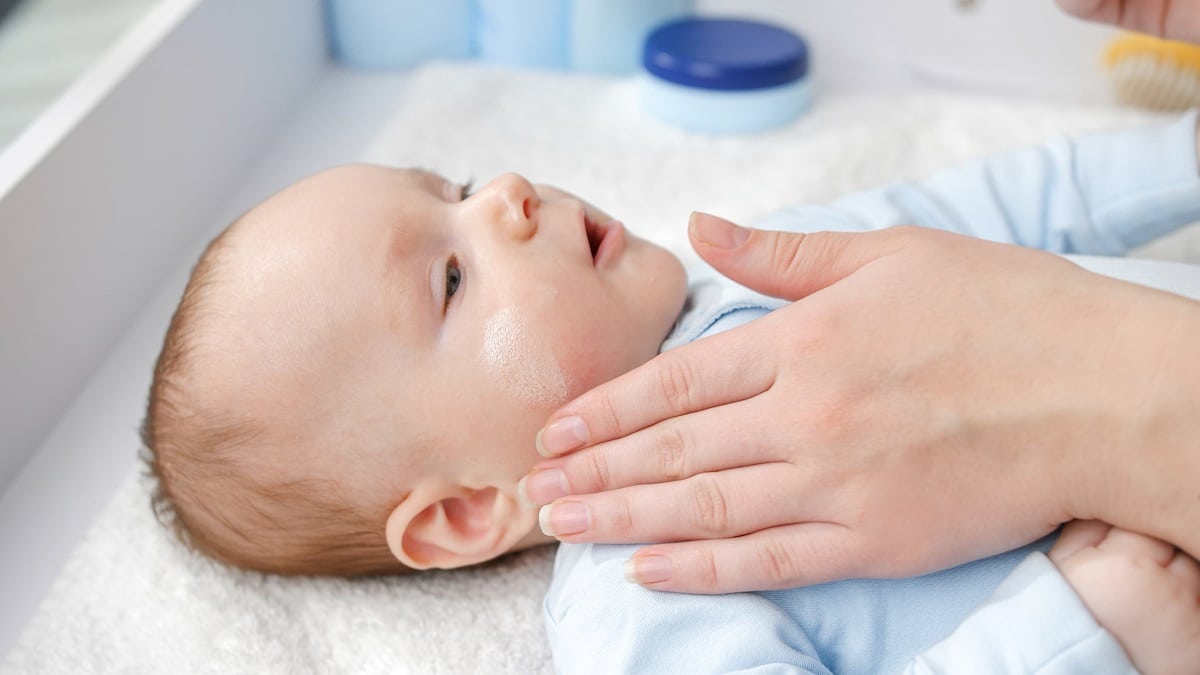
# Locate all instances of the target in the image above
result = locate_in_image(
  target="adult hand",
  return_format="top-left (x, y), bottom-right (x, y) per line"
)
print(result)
top-left (1056, 0), bottom-right (1200, 44)
top-left (520, 213), bottom-right (1200, 594)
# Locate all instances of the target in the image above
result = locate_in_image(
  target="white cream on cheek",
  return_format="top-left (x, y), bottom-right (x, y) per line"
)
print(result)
top-left (481, 307), bottom-right (568, 407)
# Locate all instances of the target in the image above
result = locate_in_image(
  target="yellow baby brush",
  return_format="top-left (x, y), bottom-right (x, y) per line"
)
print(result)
top-left (1105, 33), bottom-right (1200, 111)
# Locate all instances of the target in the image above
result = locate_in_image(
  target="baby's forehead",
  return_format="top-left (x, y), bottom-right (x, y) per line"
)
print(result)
top-left (235, 165), bottom-right (444, 234)
top-left (302, 164), bottom-right (442, 196)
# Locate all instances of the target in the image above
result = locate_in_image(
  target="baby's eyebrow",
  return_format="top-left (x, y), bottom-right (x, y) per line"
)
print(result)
top-left (428, 172), bottom-right (466, 203)
top-left (408, 168), bottom-right (451, 193)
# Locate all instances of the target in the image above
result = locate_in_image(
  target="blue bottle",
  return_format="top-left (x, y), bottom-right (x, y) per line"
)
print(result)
top-left (569, 0), bottom-right (691, 74)
top-left (476, 0), bottom-right (569, 69)
top-left (325, 0), bottom-right (474, 68)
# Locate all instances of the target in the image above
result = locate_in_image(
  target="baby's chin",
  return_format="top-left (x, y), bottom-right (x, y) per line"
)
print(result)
top-left (637, 241), bottom-right (690, 341)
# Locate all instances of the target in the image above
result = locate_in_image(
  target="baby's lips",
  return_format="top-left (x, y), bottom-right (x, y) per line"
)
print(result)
top-left (591, 219), bottom-right (626, 268)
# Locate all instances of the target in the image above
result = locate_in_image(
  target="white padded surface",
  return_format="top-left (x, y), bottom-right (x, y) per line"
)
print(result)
top-left (5, 62), bottom-right (1200, 674)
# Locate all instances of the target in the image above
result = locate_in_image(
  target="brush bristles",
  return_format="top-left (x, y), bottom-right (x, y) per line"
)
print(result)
top-left (1110, 55), bottom-right (1200, 111)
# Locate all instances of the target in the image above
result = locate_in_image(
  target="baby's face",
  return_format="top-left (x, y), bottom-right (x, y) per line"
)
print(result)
top-left (221, 166), bottom-right (688, 507)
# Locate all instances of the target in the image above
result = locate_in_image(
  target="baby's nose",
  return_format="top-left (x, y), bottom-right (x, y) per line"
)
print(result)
top-left (484, 173), bottom-right (538, 241)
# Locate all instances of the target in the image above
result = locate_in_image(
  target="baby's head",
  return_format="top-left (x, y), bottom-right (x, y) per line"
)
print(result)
top-left (142, 165), bottom-right (688, 576)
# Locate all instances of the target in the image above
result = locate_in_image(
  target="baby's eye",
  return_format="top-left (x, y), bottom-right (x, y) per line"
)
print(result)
top-left (445, 256), bottom-right (462, 308)
top-left (459, 180), bottom-right (474, 201)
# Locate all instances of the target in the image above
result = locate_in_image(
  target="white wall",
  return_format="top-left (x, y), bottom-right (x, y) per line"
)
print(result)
top-left (697, 0), bottom-right (1120, 101)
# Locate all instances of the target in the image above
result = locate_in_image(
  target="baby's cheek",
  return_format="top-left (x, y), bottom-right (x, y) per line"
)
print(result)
top-left (553, 336), bottom-right (641, 402)
top-left (480, 306), bottom-right (569, 409)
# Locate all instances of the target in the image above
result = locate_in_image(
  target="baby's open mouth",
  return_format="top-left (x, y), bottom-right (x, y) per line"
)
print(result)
top-left (582, 209), bottom-right (625, 267)
top-left (585, 215), bottom-right (606, 262)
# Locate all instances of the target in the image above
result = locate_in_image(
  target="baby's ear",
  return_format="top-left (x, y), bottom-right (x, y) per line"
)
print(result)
top-left (384, 482), bottom-right (527, 570)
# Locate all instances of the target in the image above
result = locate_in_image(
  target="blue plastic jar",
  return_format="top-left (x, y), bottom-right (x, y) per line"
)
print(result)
top-left (639, 17), bottom-right (811, 133)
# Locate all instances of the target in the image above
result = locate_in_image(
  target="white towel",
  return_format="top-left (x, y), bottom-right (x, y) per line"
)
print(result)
top-left (5, 62), bottom-right (1195, 674)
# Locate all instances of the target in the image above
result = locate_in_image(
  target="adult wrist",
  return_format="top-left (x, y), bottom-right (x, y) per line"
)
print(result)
top-left (1074, 278), bottom-right (1200, 559)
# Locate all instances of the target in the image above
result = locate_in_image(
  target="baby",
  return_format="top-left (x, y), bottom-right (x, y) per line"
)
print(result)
top-left (142, 114), bottom-right (1200, 672)
top-left (141, 167), bottom-right (663, 575)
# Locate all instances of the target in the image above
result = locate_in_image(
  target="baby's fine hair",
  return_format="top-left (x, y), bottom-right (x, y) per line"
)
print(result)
top-left (141, 222), bottom-right (407, 577)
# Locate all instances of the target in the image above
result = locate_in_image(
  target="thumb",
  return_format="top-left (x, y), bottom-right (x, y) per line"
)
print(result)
top-left (688, 211), bottom-right (899, 301)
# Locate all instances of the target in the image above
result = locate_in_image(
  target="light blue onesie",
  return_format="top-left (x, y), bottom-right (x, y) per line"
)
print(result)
top-left (544, 112), bottom-right (1200, 674)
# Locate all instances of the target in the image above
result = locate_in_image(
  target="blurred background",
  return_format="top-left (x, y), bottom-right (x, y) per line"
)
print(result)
top-left (0, 0), bottom-right (1124, 154)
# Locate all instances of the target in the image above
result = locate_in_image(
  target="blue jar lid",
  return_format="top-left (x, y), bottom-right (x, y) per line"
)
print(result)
top-left (643, 18), bottom-right (808, 91)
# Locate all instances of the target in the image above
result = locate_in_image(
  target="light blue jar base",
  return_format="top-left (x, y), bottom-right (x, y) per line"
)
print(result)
top-left (638, 74), bottom-right (812, 134)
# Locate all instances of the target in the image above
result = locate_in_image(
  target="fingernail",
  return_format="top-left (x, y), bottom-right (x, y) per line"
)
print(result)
top-left (538, 502), bottom-right (589, 537)
top-left (690, 212), bottom-right (750, 249)
top-left (536, 416), bottom-right (588, 457)
top-left (518, 468), bottom-right (569, 507)
top-left (623, 555), bottom-right (672, 585)
top-left (516, 476), bottom-right (535, 509)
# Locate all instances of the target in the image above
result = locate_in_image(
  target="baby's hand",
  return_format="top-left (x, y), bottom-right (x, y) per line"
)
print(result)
top-left (1050, 520), bottom-right (1200, 675)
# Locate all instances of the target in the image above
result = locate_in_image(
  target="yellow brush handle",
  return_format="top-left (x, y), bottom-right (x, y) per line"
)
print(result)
top-left (1106, 33), bottom-right (1200, 71)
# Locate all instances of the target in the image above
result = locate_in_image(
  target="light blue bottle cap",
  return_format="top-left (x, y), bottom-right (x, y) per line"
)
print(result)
top-left (639, 17), bottom-right (811, 133)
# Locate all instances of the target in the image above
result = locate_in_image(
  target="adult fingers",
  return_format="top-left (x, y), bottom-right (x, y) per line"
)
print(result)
top-left (622, 522), bottom-right (865, 594)
top-left (688, 214), bottom-right (917, 301)
top-left (1053, 0), bottom-right (1122, 26)
top-left (537, 462), bottom-right (814, 545)
top-left (535, 318), bottom-right (776, 457)
top-left (523, 395), bottom-right (778, 505)
top-left (1055, 0), bottom-right (1200, 43)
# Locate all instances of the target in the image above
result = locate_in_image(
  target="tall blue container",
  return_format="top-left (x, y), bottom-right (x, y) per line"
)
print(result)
top-left (475, 0), bottom-right (569, 69)
top-left (325, 0), bottom-right (474, 68)
top-left (569, 0), bottom-right (691, 73)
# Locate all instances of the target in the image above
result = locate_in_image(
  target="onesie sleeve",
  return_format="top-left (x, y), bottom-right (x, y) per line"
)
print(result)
top-left (902, 552), bottom-right (1137, 674)
top-left (543, 543), bottom-right (833, 675)
top-left (754, 111), bottom-right (1200, 255)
